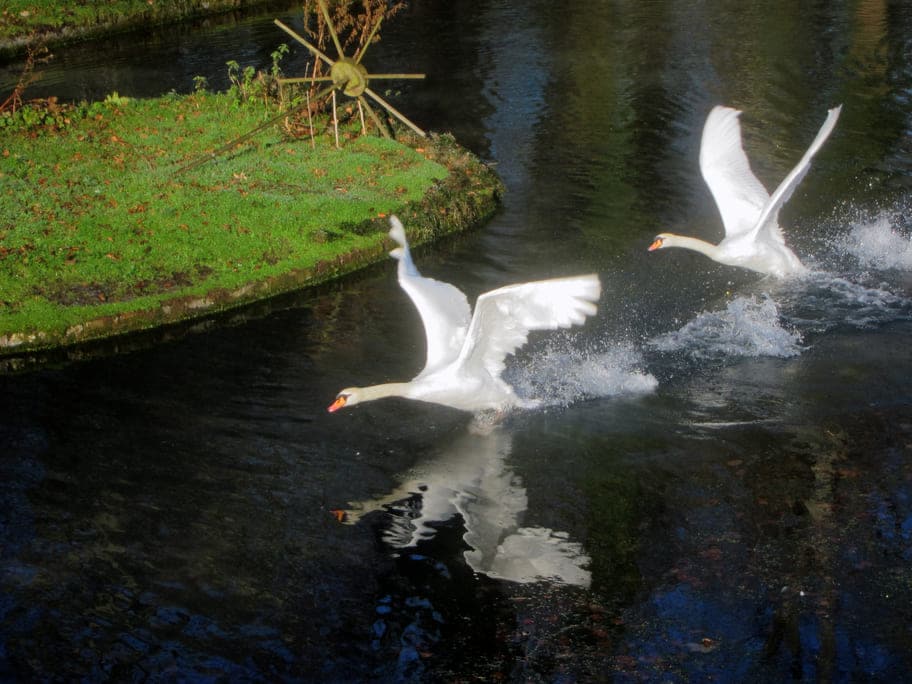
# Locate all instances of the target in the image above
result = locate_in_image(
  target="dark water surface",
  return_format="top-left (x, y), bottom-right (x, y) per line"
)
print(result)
top-left (2, 1), bottom-right (912, 681)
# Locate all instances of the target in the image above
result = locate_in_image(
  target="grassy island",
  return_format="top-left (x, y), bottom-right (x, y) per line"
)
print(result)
top-left (0, 90), bottom-right (503, 358)
top-left (0, 0), bottom-right (277, 57)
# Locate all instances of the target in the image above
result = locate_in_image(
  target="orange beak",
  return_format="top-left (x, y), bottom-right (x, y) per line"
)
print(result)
top-left (648, 238), bottom-right (663, 252)
top-left (327, 396), bottom-right (347, 413)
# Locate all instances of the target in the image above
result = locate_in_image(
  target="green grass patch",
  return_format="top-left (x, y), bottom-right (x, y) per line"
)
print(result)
top-left (0, 90), bottom-right (502, 353)
top-left (0, 0), bottom-right (270, 53)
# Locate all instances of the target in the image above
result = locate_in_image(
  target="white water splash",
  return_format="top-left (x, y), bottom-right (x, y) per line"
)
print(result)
top-left (779, 272), bottom-right (912, 331)
top-left (838, 210), bottom-right (912, 271)
top-left (506, 338), bottom-right (658, 408)
top-left (649, 295), bottom-right (803, 360)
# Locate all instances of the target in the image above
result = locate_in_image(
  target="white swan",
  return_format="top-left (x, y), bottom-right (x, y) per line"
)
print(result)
top-left (328, 217), bottom-right (601, 413)
top-left (649, 104), bottom-right (842, 277)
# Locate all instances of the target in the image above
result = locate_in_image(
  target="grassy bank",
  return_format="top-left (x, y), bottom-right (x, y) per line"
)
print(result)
top-left (0, 91), bottom-right (503, 356)
top-left (0, 0), bottom-right (273, 57)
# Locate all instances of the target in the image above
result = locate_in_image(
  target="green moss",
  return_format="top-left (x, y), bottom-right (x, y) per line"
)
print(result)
top-left (0, 91), bottom-right (503, 355)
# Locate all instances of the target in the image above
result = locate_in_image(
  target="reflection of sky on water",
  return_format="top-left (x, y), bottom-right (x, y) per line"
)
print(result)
top-left (344, 426), bottom-right (592, 587)
top-left (476, 3), bottom-right (549, 203)
top-left (608, 398), bottom-right (912, 682)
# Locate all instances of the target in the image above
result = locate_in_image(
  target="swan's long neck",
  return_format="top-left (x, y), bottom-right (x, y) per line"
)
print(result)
top-left (358, 382), bottom-right (413, 403)
top-left (662, 234), bottom-right (722, 259)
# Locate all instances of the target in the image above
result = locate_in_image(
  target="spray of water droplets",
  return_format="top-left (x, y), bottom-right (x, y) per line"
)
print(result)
top-left (648, 295), bottom-right (804, 360)
top-left (836, 206), bottom-right (912, 271)
top-left (505, 336), bottom-right (658, 408)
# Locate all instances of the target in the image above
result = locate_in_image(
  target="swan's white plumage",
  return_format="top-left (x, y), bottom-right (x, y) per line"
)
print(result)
top-left (328, 217), bottom-right (601, 413)
top-left (699, 106), bottom-right (772, 240)
top-left (747, 104), bottom-right (842, 244)
top-left (388, 217), bottom-right (471, 375)
top-left (650, 104), bottom-right (842, 277)
top-left (456, 277), bottom-right (600, 381)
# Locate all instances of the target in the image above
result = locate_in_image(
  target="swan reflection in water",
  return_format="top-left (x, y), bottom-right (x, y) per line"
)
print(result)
top-left (342, 426), bottom-right (591, 588)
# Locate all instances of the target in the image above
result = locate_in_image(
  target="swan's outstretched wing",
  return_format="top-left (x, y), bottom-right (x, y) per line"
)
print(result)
top-left (388, 216), bottom-right (472, 374)
top-left (748, 105), bottom-right (842, 245)
top-left (457, 275), bottom-right (601, 378)
top-left (699, 106), bottom-right (770, 239)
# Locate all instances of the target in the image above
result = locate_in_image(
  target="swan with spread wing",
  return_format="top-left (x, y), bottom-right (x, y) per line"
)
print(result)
top-left (328, 217), bottom-right (601, 413)
top-left (649, 104), bottom-right (842, 277)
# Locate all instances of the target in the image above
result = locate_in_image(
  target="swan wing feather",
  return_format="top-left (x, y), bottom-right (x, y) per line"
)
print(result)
top-left (699, 106), bottom-right (770, 239)
top-left (457, 274), bottom-right (601, 378)
top-left (748, 105), bottom-right (842, 245)
top-left (388, 217), bottom-right (472, 374)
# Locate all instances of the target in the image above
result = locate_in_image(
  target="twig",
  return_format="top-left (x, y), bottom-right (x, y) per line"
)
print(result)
top-left (306, 88), bottom-right (316, 149)
top-left (332, 90), bottom-right (340, 149)
top-left (176, 85), bottom-right (334, 174)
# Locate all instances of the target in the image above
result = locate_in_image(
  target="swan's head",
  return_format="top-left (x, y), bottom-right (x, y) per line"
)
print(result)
top-left (328, 388), bottom-right (362, 412)
top-left (648, 233), bottom-right (675, 251)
